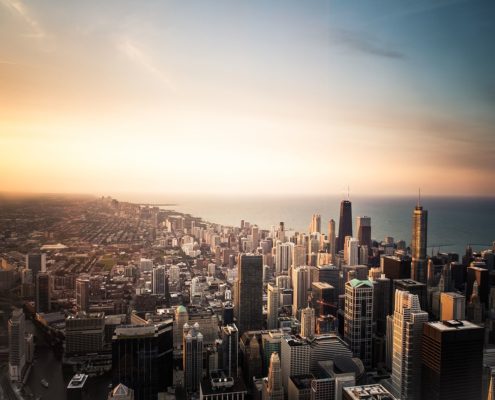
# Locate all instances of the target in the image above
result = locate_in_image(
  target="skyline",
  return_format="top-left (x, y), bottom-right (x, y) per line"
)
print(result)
top-left (1, 0), bottom-right (494, 196)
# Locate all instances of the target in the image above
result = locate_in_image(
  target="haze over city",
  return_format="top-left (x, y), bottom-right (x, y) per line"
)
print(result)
top-left (1, 0), bottom-right (494, 196)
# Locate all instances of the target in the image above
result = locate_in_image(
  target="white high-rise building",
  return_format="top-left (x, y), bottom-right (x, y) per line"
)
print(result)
top-left (344, 237), bottom-right (359, 266)
top-left (292, 266), bottom-right (311, 317)
top-left (300, 306), bottom-right (315, 338)
top-left (262, 352), bottom-right (284, 400)
top-left (281, 335), bottom-right (310, 391)
top-left (9, 308), bottom-right (26, 382)
top-left (390, 290), bottom-right (428, 400)
top-left (344, 279), bottom-right (373, 368)
top-left (275, 242), bottom-right (294, 275)
top-left (267, 284), bottom-right (281, 330)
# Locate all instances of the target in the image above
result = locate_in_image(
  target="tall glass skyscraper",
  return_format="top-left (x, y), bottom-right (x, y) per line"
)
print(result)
top-left (411, 203), bottom-right (428, 283)
top-left (337, 200), bottom-right (353, 252)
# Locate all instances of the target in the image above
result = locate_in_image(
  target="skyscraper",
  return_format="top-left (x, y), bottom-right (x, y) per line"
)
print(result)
top-left (411, 203), bottom-right (428, 283)
top-left (234, 254), bottom-right (263, 335)
top-left (344, 237), bottom-right (359, 266)
top-left (311, 282), bottom-right (335, 317)
top-left (356, 216), bottom-right (371, 249)
top-left (275, 242), bottom-right (293, 275)
top-left (267, 283), bottom-right (280, 330)
top-left (8, 308), bottom-right (26, 382)
top-left (328, 219), bottom-right (336, 260)
top-left (262, 353), bottom-right (284, 400)
top-left (112, 321), bottom-right (173, 400)
top-left (300, 306), bottom-right (315, 338)
top-left (390, 290), bottom-right (428, 400)
top-left (76, 276), bottom-right (90, 312)
top-left (292, 266), bottom-right (311, 317)
top-left (421, 320), bottom-right (483, 400)
top-left (36, 272), bottom-right (51, 313)
top-left (152, 266), bottom-right (166, 295)
top-left (344, 279), bottom-right (373, 368)
top-left (310, 214), bottom-right (321, 234)
top-left (183, 322), bottom-right (204, 394)
top-left (440, 292), bottom-right (465, 320)
top-left (281, 335), bottom-right (310, 390)
top-left (337, 200), bottom-right (352, 252)
top-left (220, 324), bottom-right (238, 378)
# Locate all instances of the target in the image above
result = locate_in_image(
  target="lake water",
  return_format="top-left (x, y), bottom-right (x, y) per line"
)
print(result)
top-left (113, 193), bottom-right (495, 257)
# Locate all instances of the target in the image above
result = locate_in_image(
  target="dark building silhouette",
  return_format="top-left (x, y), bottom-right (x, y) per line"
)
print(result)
top-left (411, 204), bottom-right (428, 283)
top-left (26, 253), bottom-right (45, 278)
top-left (112, 321), bottom-right (173, 400)
top-left (220, 324), bottom-right (238, 377)
top-left (36, 272), bottom-right (51, 313)
top-left (393, 279), bottom-right (427, 312)
top-left (421, 320), bottom-right (483, 400)
top-left (381, 255), bottom-right (411, 280)
top-left (356, 216), bottom-right (371, 249)
top-left (337, 200), bottom-right (353, 252)
top-left (234, 254), bottom-right (263, 335)
top-left (311, 282), bottom-right (335, 317)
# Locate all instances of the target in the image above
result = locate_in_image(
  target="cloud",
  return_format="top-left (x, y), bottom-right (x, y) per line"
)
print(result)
top-left (0, 0), bottom-right (45, 38)
top-left (331, 29), bottom-right (405, 59)
top-left (117, 38), bottom-right (175, 92)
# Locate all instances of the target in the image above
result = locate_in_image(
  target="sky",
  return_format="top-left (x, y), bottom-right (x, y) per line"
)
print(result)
top-left (0, 0), bottom-right (494, 197)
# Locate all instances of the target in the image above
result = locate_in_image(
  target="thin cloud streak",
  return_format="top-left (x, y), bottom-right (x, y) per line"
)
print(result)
top-left (0, 0), bottom-right (45, 38)
top-left (331, 29), bottom-right (406, 59)
top-left (117, 38), bottom-right (176, 93)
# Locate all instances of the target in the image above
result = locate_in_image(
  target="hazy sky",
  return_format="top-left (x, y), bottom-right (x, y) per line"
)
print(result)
top-left (1, 0), bottom-right (494, 196)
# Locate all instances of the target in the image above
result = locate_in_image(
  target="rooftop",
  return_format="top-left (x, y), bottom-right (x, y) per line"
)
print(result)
top-left (67, 374), bottom-right (88, 389)
top-left (348, 279), bottom-right (373, 288)
top-left (427, 320), bottom-right (482, 332)
top-left (343, 384), bottom-right (397, 400)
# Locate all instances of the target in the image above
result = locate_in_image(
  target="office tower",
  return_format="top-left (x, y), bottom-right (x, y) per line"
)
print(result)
top-left (36, 272), bottom-right (51, 313)
top-left (310, 214), bottom-right (322, 234)
top-left (267, 283), bottom-right (281, 330)
top-left (467, 281), bottom-right (483, 323)
top-left (393, 279), bottom-right (427, 313)
top-left (108, 383), bottom-right (134, 400)
top-left (8, 308), bottom-right (26, 382)
top-left (293, 244), bottom-right (307, 269)
top-left (223, 302), bottom-right (234, 325)
top-left (370, 274), bottom-right (391, 336)
top-left (411, 202), bottom-right (428, 283)
top-left (252, 225), bottom-right (260, 248)
top-left (292, 266), bottom-right (311, 317)
top-left (220, 324), bottom-right (238, 377)
top-left (240, 332), bottom-right (263, 382)
top-left (488, 368), bottom-right (495, 400)
top-left (300, 306), bottom-right (315, 338)
top-left (276, 274), bottom-right (291, 289)
top-left (381, 255), bottom-right (412, 280)
top-left (328, 219), bottom-right (336, 260)
top-left (308, 334), bottom-right (353, 374)
top-left (356, 216), bottom-right (371, 249)
top-left (234, 254), bottom-right (263, 335)
top-left (67, 374), bottom-right (89, 400)
top-left (112, 321), bottom-right (173, 400)
top-left (466, 263), bottom-right (489, 307)
top-left (344, 279), bottom-right (373, 368)
top-left (337, 200), bottom-right (353, 252)
top-left (440, 292), bottom-right (465, 320)
top-left (390, 290), bottom-right (428, 400)
top-left (26, 253), bottom-right (46, 277)
top-left (65, 312), bottom-right (105, 356)
top-left (152, 266), bottom-right (167, 295)
top-left (183, 322), bottom-right (204, 394)
top-left (281, 335), bottom-right (310, 390)
top-left (421, 320), bottom-right (483, 400)
top-left (312, 282), bottom-right (335, 317)
top-left (277, 222), bottom-right (285, 243)
top-left (317, 265), bottom-right (340, 301)
top-left (344, 237), bottom-right (359, 266)
top-left (275, 242), bottom-right (294, 275)
top-left (262, 353), bottom-right (284, 400)
top-left (76, 276), bottom-right (90, 312)
top-left (262, 331), bottom-right (282, 375)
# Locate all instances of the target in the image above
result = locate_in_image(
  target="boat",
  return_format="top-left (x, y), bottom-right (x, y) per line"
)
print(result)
top-left (41, 379), bottom-right (49, 388)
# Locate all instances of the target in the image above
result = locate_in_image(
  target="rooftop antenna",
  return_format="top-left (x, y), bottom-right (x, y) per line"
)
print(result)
top-left (417, 188), bottom-right (421, 207)
top-left (347, 185), bottom-right (350, 201)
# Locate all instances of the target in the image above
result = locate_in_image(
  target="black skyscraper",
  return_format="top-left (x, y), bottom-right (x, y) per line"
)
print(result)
top-left (234, 254), bottom-right (263, 335)
top-left (421, 320), bottom-right (483, 400)
top-left (337, 200), bottom-right (352, 252)
top-left (112, 321), bottom-right (173, 400)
